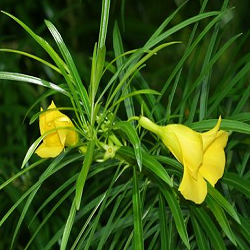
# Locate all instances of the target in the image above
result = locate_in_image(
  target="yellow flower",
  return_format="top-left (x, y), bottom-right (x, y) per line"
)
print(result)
top-left (139, 116), bottom-right (228, 204)
top-left (35, 101), bottom-right (78, 158)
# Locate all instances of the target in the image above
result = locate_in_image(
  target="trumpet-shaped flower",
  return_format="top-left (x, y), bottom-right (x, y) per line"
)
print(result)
top-left (35, 101), bottom-right (78, 158)
top-left (139, 116), bottom-right (228, 204)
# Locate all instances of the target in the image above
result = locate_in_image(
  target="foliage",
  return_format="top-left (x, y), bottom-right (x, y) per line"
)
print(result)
top-left (0, 0), bottom-right (250, 249)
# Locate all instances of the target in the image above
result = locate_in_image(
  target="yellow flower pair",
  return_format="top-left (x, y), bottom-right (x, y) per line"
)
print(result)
top-left (139, 116), bottom-right (228, 204)
top-left (35, 101), bottom-right (78, 158)
top-left (35, 100), bottom-right (228, 204)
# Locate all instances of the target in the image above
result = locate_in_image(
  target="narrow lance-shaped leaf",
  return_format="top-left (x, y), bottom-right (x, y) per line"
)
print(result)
top-left (222, 172), bottom-right (250, 199)
top-left (61, 198), bottom-right (77, 250)
top-left (114, 121), bottom-right (142, 171)
top-left (158, 182), bottom-right (190, 249)
top-left (207, 183), bottom-right (240, 224)
top-left (113, 22), bottom-right (135, 124)
top-left (206, 195), bottom-right (237, 246)
top-left (0, 72), bottom-right (69, 96)
top-left (75, 140), bottom-right (95, 210)
top-left (117, 146), bottom-right (172, 187)
top-left (192, 206), bottom-right (227, 250)
top-left (45, 20), bottom-right (91, 119)
top-left (132, 166), bottom-right (144, 250)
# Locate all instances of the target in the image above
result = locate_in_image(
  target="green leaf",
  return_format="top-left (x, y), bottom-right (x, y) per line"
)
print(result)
top-left (113, 22), bottom-right (135, 123)
top-left (45, 20), bottom-right (91, 119)
top-left (117, 147), bottom-right (172, 187)
top-left (111, 89), bottom-right (160, 110)
top-left (222, 172), bottom-right (250, 199)
top-left (159, 193), bottom-right (168, 250)
top-left (207, 183), bottom-right (240, 224)
top-left (190, 119), bottom-right (250, 135)
top-left (75, 140), bottom-right (95, 210)
top-left (159, 183), bottom-right (190, 249)
top-left (0, 71), bottom-right (68, 96)
top-left (192, 206), bottom-right (227, 250)
top-left (98, 0), bottom-right (110, 49)
top-left (191, 215), bottom-right (210, 250)
top-left (132, 166), bottom-right (144, 250)
top-left (206, 195), bottom-right (237, 246)
top-left (60, 198), bottom-right (77, 250)
top-left (238, 215), bottom-right (250, 245)
top-left (114, 121), bottom-right (142, 171)
top-left (0, 49), bottom-right (61, 73)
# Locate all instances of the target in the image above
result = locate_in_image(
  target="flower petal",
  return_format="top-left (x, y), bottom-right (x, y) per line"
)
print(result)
top-left (161, 129), bottom-right (183, 163)
top-left (35, 142), bottom-right (64, 158)
top-left (201, 117), bottom-right (221, 151)
top-left (163, 125), bottom-right (203, 180)
top-left (178, 169), bottom-right (207, 204)
top-left (65, 129), bottom-right (78, 146)
top-left (199, 131), bottom-right (228, 186)
top-left (43, 131), bottom-right (63, 146)
top-left (45, 101), bottom-right (66, 124)
top-left (53, 120), bottom-right (72, 146)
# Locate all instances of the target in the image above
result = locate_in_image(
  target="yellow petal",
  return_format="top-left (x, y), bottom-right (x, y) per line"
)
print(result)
top-left (43, 131), bottom-right (63, 146)
top-left (178, 169), bottom-right (207, 204)
top-left (65, 129), bottom-right (78, 146)
top-left (199, 131), bottom-right (228, 186)
top-left (45, 101), bottom-right (67, 124)
top-left (162, 124), bottom-right (203, 180)
top-left (215, 130), bottom-right (228, 148)
top-left (161, 129), bottom-right (183, 163)
top-left (35, 142), bottom-right (64, 158)
top-left (39, 107), bottom-right (46, 135)
top-left (201, 117), bottom-right (221, 151)
top-left (53, 120), bottom-right (72, 146)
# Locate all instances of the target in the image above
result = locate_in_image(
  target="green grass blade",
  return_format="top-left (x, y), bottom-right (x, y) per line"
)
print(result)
top-left (199, 1), bottom-right (229, 121)
top-left (132, 166), bottom-right (144, 250)
top-left (159, 183), bottom-right (190, 249)
top-left (113, 22), bottom-right (135, 123)
top-left (105, 42), bottom-right (180, 110)
top-left (1, 11), bottom-right (68, 71)
top-left (146, 11), bottom-right (221, 49)
top-left (45, 20), bottom-right (91, 119)
top-left (222, 172), bottom-right (250, 199)
top-left (157, 12), bottom-right (226, 117)
top-left (117, 147), bottom-right (172, 187)
top-left (29, 174), bottom-right (77, 226)
top-left (207, 60), bottom-right (250, 116)
top-left (0, 71), bottom-right (69, 96)
top-left (206, 195), bottom-right (237, 246)
top-left (60, 198), bottom-right (77, 250)
top-left (145, 0), bottom-right (188, 46)
top-left (111, 89), bottom-right (160, 110)
top-left (232, 79), bottom-right (250, 115)
top-left (190, 215), bottom-right (210, 250)
top-left (98, 0), bottom-right (110, 49)
top-left (0, 159), bottom-right (46, 190)
top-left (190, 118), bottom-right (250, 135)
top-left (159, 193), bottom-right (168, 250)
top-left (75, 140), bottom-right (95, 210)
top-left (238, 215), bottom-right (250, 245)
top-left (207, 184), bottom-right (240, 224)
top-left (25, 187), bottom-right (75, 250)
top-left (0, 49), bottom-right (61, 73)
top-left (114, 121), bottom-right (142, 171)
top-left (192, 206), bottom-right (227, 250)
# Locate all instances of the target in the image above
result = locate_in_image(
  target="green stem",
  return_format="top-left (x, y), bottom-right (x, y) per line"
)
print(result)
top-left (139, 116), bottom-right (162, 136)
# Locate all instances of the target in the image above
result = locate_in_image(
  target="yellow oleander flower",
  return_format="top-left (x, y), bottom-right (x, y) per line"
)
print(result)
top-left (35, 101), bottom-right (78, 158)
top-left (139, 116), bottom-right (228, 204)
